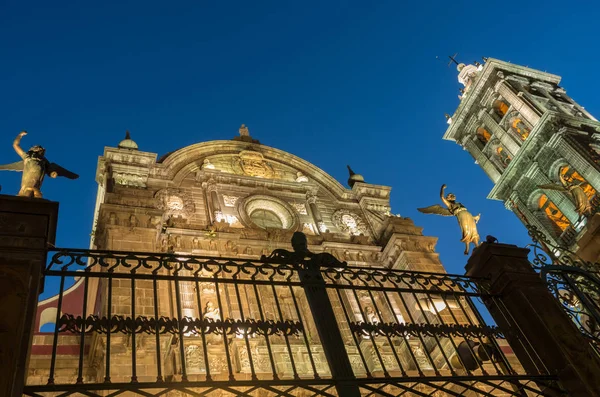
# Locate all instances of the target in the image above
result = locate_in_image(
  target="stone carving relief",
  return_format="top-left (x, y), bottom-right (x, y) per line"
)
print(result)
top-left (203, 301), bottom-right (221, 321)
top-left (113, 172), bottom-right (146, 187)
top-left (317, 221), bottom-right (328, 233)
top-left (302, 223), bottom-right (316, 235)
top-left (186, 345), bottom-right (204, 373)
top-left (295, 171), bottom-right (309, 182)
top-left (201, 159), bottom-right (216, 170)
top-left (232, 150), bottom-right (274, 178)
top-left (331, 209), bottom-right (368, 236)
top-left (290, 202), bottom-right (308, 215)
top-left (223, 195), bottom-right (240, 207)
top-left (215, 212), bottom-right (243, 228)
top-left (128, 214), bottom-right (138, 229)
top-left (154, 188), bottom-right (195, 218)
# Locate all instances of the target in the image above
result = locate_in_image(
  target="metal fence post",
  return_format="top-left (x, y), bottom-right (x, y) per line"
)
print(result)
top-left (466, 241), bottom-right (600, 397)
top-left (0, 195), bottom-right (58, 396)
top-left (298, 263), bottom-right (362, 397)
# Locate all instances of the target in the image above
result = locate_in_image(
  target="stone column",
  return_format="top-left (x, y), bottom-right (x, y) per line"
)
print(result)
top-left (0, 195), bottom-right (58, 397)
top-left (479, 110), bottom-right (521, 155)
top-left (306, 191), bottom-right (325, 233)
top-left (495, 81), bottom-right (541, 126)
top-left (461, 138), bottom-right (501, 182)
top-left (466, 242), bottom-right (600, 396)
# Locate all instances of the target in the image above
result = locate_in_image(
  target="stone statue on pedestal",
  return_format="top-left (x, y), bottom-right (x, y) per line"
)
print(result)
top-left (0, 131), bottom-right (78, 198)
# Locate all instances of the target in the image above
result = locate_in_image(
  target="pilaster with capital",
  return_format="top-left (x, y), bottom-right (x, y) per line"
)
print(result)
top-left (478, 109), bottom-right (521, 155)
top-left (306, 191), bottom-right (325, 233)
top-left (495, 81), bottom-right (541, 126)
top-left (460, 137), bottom-right (501, 182)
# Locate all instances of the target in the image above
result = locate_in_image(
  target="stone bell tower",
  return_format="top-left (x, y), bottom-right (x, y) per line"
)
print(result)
top-left (443, 57), bottom-right (600, 251)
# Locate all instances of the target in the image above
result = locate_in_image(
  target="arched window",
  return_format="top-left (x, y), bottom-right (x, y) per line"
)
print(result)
top-left (538, 194), bottom-right (570, 234)
top-left (510, 117), bottom-right (531, 140)
top-left (496, 146), bottom-right (511, 168)
top-left (476, 127), bottom-right (491, 145)
top-left (493, 100), bottom-right (509, 117)
top-left (560, 166), bottom-right (596, 200)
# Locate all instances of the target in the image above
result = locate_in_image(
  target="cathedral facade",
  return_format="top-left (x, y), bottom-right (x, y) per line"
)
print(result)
top-left (28, 126), bottom-right (492, 393)
top-left (444, 58), bottom-right (600, 253)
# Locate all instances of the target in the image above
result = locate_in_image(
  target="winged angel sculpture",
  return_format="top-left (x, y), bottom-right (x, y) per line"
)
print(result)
top-left (0, 131), bottom-right (78, 198)
top-left (539, 171), bottom-right (592, 222)
top-left (418, 184), bottom-right (480, 255)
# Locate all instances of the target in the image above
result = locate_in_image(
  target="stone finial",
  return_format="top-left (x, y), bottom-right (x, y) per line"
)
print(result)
top-left (347, 165), bottom-right (365, 188)
top-left (239, 124), bottom-right (249, 137)
top-left (118, 130), bottom-right (139, 150)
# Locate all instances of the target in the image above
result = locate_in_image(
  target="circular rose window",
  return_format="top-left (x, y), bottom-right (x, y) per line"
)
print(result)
top-left (237, 195), bottom-right (298, 231)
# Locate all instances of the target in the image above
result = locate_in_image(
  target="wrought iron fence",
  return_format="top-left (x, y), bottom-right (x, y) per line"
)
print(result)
top-left (528, 224), bottom-right (600, 356)
top-left (23, 240), bottom-right (562, 396)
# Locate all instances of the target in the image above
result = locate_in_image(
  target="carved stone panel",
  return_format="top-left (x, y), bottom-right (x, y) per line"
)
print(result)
top-left (332, 209), bottom-right (368, 236)
top-left (154, 188), bottom-right (195, 217)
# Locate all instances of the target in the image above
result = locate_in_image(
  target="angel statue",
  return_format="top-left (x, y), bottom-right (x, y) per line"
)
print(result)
top-left (0, 131), bottom-right (78, 198)
top-left (418, 184), bottom-right (481, 255)
top-left (539, 171), bottom-right (591, 222)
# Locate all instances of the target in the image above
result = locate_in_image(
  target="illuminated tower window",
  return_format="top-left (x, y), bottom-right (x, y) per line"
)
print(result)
top-left (560, 166), bottom-right (596, 199)
top-left (493, 100), bottom-right (509, 117)
top-left (509, 117), bottom-right (531, 141)
top-left (538, 194), bottom-right (570, 234)
top-left (476, 127), bottom-right (491, 145)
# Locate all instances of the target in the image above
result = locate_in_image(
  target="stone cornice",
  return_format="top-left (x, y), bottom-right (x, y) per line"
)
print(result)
top-left (443, 58), bottom-right (562, 143)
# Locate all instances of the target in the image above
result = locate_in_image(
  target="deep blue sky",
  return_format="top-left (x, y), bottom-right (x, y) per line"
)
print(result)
top-left (2, 1), bottom-right (599, 276)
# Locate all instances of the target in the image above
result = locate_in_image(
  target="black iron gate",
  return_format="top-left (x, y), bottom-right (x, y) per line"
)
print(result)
top-left (23, 241), bottom-right (562, 396)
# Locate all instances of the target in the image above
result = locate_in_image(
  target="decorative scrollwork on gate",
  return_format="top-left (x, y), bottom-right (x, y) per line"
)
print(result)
top-left (526, 224), bottom-right (600, 354)
top-left (57, 314), bottom-right (304, 337)
top-left (349, 321), bottom-right (503, 339)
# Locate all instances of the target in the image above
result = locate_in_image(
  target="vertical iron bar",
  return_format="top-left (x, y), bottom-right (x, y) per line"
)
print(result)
top-left (194, 276), bottom-right (211, 380)
top-left (270, 283), bottom-right (299, 379)
top-left (130, 274), bottom-right (138, 383)
top-left (394, 290), bottom-right (438, 374)
top-left (438, 292), bottom-right (482, 376)
top-left (47, 273), bottom-right (66, 385)
top-left (366, 288), bottom-right (405, 376)
top-left (252, 283), bottom-right (278, 380)
top-left (333, 287), bottom-right (371, 377)
top-left (464, 295), bottom-right (519, 376)
top-left (350, 288), bottom-right (388, 377)
top-left (152, 275), bottom-right (163, 382)
top-left (377, 290), bottom-right (408, 377)
top-left (420, 291), bottom-right (462, 376)
top-left (104, 276), bottom-right (112, 383)
top-left (233, 276), bottom-right (257, 380)
top-left (288, 285), bottom-right (320, 379)
top-left (76, 272), bottom-right (90, 384)
top-left (298, 265), bottom-right (361, 397)
top-left (214, 277), bottom-right (235, 381)
top-left (411, 289), bottom-right (455, 372)
top-left (173, 268), bottom-right (188, 381)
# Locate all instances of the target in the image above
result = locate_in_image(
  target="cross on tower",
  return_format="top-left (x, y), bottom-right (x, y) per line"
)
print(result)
top-left (448, 53), bottom-right (460, 67)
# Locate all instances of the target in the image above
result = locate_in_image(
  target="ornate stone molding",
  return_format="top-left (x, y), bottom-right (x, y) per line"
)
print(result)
top-left (232, 150), bottom-right (274, 178)
top-left (154, 188), bottom-right (195, 217)
top-left (331, 209), bottom-right (368, 236)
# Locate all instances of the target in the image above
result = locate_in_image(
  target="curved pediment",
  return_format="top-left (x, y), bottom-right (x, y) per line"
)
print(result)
top-left (158, 140), bottom-right (348, 197)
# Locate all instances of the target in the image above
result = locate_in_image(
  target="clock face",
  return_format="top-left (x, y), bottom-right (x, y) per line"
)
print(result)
top-left (250, 208), bottom-right (284, 230)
